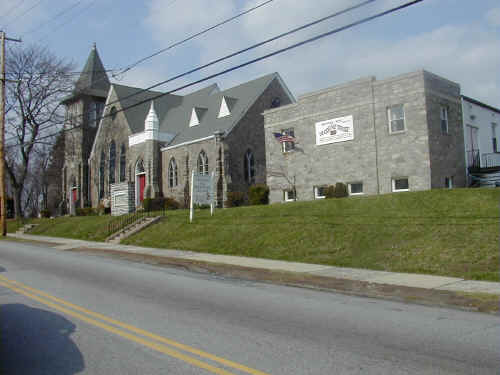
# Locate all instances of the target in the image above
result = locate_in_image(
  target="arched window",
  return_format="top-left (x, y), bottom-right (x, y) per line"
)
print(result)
top-left (99, 151), bottom-right (105, 199)
top-left (168, 158), bottom-right (178, 187)
top-left (197, 150), bottom-right (208, 175)
top-left (109, 141), bottom-right (116, 185)
top-left (110, 106), bottom-right (117, 121)
top-left (120, 144), bottom-right (126, 182)
top-left (244, 149), bottom-right (255, 184)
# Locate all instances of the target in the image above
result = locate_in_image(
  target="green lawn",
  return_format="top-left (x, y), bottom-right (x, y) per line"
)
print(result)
top-left (122, 188), bottom-right (500, 281)
top-left (12, 188), bottom-right (499, 281)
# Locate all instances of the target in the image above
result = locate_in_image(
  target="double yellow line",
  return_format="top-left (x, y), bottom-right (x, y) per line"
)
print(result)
top-left (0, 275), bottom-right (271, 375)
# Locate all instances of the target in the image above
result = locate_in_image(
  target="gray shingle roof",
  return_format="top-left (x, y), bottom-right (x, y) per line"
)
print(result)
top-left (111, 73), bottom-right (281, 146)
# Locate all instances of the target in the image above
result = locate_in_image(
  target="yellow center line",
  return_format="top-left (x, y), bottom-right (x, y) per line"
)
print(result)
top-left (0, 275), bottom-right (271, 375)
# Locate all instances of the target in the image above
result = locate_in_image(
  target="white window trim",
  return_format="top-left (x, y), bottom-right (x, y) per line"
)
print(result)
top-left (440, 106), bottom-right (449, 134)
top-left (284, 190), bottom-right (295, 202)
top-left (314, 186), bottom-right (326, 199)
top-left (388, 104), bottom-right (406, 134)
top-left (392, 177), bottom-right (409, 192)
top-left (348, 182), bottom-right (364, 196)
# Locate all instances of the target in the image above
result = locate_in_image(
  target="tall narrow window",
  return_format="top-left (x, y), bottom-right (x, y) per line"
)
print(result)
top-left (197, 151), bottom-right (208, 175)
top-left (243, 149), bottom-right (255, 184)
top-left (388, 104), bottom-right (405, 133)
top-left (89, 102), bottom-right (97, 127)
top-left (168, 158), bottom-right (178, 187)
top-left (109, 141), bottom-right (116, 185)
top-left (120, 144), bottom-right (126, 182)
top-left (440, 106), bottom-right (449, 134)
top-left (492, 123), bottom-right (498, 153)
top-left (99, 151), bottom-right (105, 199)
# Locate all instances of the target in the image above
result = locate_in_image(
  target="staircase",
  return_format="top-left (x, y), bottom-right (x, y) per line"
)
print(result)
top-left (105, 216), bottom-right (162, 244)
top-left (16, 223), bottom-right (39, 234)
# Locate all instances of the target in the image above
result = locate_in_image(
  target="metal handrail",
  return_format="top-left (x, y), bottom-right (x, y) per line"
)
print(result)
top-left (107, 205), bottom-right (166, 237)
top-left (467, 149), bottom-right (480, 169)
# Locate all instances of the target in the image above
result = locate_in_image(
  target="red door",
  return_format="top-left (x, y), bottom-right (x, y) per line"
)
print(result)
top-left (139, 175), bottom-right (146, 202)
top-left (72, 188), bottom-right (77, 204)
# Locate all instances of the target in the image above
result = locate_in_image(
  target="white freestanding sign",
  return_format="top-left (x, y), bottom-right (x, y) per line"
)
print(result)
top-left (190, 171), bottom-right (215, 222)
top-left (315, 115), bottom-right (354, 146)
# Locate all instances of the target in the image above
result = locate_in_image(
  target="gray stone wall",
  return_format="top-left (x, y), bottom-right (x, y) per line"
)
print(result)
top-left (372, 71), bottom-right (431, 194)
top-left (89, 92), bottom-right (132, 207)
top-left (264, 70), bottom-right (462, 203)
top-left (224, 78), bottom-right (293, 195)
top-left (423, 71), bottom-right (466, 188)
top-left (161, 138), bottom-right (218, 206)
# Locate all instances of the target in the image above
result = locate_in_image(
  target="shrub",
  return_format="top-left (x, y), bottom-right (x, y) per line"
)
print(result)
top-left (193, 203), bottom-right (211, 209)
top-left (248, 184), bottom-right (269, 205)
top-left (40, 209), bottom-right (51, 218)
top-left (143, 197), bottom-right (165, 211)
top-left (165, 197), bottom-right (181, 210)
top-left (76, 207), bottom-right (97, 216)
top-left (334, 182), bottom-right (348, 198)
top-left (225, 192), bottom-right (245, 207)
top-left (325, 185), bottom-right (336, 199)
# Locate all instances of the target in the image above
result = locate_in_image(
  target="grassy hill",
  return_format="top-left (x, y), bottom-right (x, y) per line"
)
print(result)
top-left (17, 188), bottom-right (500, 281)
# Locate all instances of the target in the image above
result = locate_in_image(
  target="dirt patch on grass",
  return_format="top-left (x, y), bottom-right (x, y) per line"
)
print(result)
top-left (68, 247), bottom-right (500, 315)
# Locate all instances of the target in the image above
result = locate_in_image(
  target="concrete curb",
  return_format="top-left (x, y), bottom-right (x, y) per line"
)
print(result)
top-left (5, 233), bottom-right (500, 314)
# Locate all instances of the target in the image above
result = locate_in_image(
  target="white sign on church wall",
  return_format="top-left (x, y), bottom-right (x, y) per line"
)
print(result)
top-left (315, 115), bottom-right (354, 146)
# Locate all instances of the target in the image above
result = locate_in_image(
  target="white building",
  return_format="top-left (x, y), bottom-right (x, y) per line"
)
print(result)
top-left (461, 96), bottom-right (500, 186)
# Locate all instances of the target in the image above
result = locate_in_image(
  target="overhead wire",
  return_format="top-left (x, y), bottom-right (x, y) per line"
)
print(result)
top-left (6, 0), bottom-right (424, 149)
top-left (21, 0), bottom-right (84, 37)
top-left (2, 0), bottom-right (44, 29)
top-left (114, 0), bottom-right (276, 78)
top-left (0, 0), bottom-right (26, 21)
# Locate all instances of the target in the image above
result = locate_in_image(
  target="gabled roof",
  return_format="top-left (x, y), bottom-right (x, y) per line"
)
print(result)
top-left (99, 72), bottom-right (294, 149)
top-left (110, 84), bottom-right (183, 134)
top-left (160, 73), bottom-right (286, 148)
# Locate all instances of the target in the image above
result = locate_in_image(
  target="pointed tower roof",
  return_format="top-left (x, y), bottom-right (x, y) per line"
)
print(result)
top-left (74, 43), bottom-right (110, 96)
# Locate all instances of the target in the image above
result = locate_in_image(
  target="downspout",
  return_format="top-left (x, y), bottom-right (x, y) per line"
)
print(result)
top-left (370, 78), bottom-right (381, 194)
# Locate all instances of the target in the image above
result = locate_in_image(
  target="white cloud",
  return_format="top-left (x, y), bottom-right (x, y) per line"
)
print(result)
top-left (142, 0), bottom-right (499, 107)
top-left (485, 7), bottom-right (500, 27)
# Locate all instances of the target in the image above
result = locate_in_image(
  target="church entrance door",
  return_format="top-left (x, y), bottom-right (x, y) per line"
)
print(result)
top-left (138, 174), bottom-right (146, 203)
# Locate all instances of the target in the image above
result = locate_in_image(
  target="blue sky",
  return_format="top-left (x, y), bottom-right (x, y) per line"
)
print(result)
top-left (1, 0), bottom-right (499, 106)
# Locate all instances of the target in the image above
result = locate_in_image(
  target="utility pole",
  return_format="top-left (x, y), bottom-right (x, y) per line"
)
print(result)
top-left (0, 31), bottom-right (21, 236)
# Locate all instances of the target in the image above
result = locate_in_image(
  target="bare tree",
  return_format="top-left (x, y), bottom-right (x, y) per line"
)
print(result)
top-left (267, 165), bottom-right (297, 201)
top-left (4, 45), bottom-right (74, 218)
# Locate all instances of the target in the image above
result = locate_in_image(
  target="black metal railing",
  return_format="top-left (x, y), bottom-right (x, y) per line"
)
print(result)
top-left (107, 206), bottom-right (166, 237)
top-left (467, 150), bottom-right (480, 170)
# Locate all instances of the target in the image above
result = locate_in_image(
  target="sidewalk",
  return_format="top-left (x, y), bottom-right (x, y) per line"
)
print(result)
top-left (8, 232), bottom-right (500, 298)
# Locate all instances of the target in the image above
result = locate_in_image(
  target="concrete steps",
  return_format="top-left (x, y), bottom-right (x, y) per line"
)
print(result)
top-left (106, 216), bottom-right (162, 244)
top-left (16, 223), bottom-right (39, 234)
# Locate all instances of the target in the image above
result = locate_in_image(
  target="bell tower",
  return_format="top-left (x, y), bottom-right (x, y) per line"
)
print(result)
top-left (62, 44), bottom-right (110, 210)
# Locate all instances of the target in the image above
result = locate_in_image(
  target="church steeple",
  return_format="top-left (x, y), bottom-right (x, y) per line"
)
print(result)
top-left (74, 43), bottom-right (110, 94)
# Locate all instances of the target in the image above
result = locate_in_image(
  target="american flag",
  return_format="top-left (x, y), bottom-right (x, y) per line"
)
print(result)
top-left (273, 132), bottom-right (296, 143)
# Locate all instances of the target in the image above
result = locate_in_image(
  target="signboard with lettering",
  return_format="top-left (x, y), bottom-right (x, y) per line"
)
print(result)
top-left (192, 174), bottom-right (213, 205)
top-left (315, 115), bottom-right (354, 146)
top-left (190, 171), bottom-right (215, 222)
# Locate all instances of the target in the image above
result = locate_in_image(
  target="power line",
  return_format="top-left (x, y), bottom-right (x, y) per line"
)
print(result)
top-left (4, 0), bottom-right (378, 145)
top-left (114, 0), bottom-right (276, 78)
top-left (2, 0), bottom-right (44, 29)
top-left (21, 0), bottom-right (84, 37)
top-left (14, 0), bottom-right (376, 141)
top-left (6, 0), bottom-right (424, 150)
top-left (32, 0), bottom-right (99, 44)
top-left (0, 0), bottom-right (26, 21)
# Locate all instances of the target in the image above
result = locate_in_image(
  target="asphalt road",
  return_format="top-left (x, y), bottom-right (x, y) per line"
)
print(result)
top-left (0, 241), bottom-right (499, 375)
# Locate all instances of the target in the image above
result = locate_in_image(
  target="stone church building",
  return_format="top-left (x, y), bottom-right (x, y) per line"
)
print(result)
top-left (62, 46), bottom-right (294, 210)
